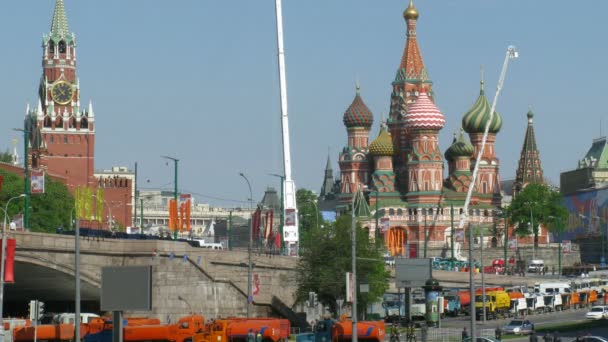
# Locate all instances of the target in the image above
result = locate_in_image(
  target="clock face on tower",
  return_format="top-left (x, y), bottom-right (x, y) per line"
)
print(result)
top-left (51, 81), bottom-right (74, 105)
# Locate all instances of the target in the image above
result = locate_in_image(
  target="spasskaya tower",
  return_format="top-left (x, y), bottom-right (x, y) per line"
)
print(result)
top-left (28, 0), bottom-right (95, 190)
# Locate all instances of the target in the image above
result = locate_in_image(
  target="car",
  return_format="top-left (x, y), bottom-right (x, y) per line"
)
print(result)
top-left (384, 255), bottom-right (395, 267)
top-left (527, 259), bottom-right (545, 273)
top-left (579, 337), bottom-right (608, 342)
top-left (585, 306), bottom-right (608, 320)
top-left (462, 337), bottom-right (501, 342)
top-left (502, 319), bottom-right (535, 335)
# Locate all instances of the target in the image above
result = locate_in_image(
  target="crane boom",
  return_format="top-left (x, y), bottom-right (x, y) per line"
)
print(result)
top-left (457, 46), bottom-right (519, 233)
top-left (274, 0), bottom-right (299, 255)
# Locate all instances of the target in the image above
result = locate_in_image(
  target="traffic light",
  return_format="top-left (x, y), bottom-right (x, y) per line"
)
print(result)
top-left (37, 300), bottom-right (45, 320)
top-left (28, 300), bottom-right (36, 321)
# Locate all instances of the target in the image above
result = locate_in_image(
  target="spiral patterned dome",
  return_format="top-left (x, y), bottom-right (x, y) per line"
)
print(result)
top-left (445, 130), bottom-right (475, 160)
top-left (404, 88), bottom-right (446, 130)
top-left (462, 82), bottom-right (502, 134)
top-left (343, 86), bottom-right (374, 128)
top-left (369, 126), bottom-right (395, 156)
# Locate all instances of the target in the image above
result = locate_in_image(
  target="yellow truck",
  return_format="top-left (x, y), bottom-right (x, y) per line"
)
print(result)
top-left (475, 290), bottom-right (511, 320)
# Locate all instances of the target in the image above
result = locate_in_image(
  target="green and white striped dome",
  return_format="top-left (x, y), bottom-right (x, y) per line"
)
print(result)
top-left (462, 81), bottom-right (502, 134)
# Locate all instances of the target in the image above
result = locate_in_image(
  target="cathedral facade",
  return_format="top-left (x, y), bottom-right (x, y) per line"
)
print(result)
top-left (336, 1), bottom-right (505, 256)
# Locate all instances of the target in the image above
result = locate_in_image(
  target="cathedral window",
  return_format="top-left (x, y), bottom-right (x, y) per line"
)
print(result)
top-left (63, 136), bottom-right (68, 144)
top-left (81, 118), bottom-right (88, 129)
top-left (397, 209), bottom-right (403, 216)
top-left (48, 41), bottom-right (55, 56)
top-left (389, 208), bottom-right (395, 216)
top-left (44, 116), bottom-right (52, 128)
top-left (58, 40), bottom-right (66, 54)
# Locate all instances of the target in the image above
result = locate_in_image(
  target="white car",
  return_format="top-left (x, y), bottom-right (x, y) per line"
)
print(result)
top-left (585, 306), bottom-right (608, 320)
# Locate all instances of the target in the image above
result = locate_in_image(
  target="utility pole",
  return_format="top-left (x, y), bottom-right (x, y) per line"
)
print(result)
top-left (374, 191), bottom-right (379, 243)
top-left (503, 210), bottom-right (508, 275)
top-left (424, 211), bottom-right (428, 258)
top-left (228, 210), bottom-right (233, 251)
top-left (351, 190), bottom-right (358, 342)
top-left (481, 227), bottom-right (486, 323)
top-left (239, 173), bottom-right (254, 317)
top-left (468, 223), bottom-right (476, 339)
top-left (450, 204), bottom-right (455, 270)
top-left (134, 162), bottom-right (138, 230)
top-left (161, 156), bottom-right (179, 239)
top-left (13, 128), bottom-right (30, 229)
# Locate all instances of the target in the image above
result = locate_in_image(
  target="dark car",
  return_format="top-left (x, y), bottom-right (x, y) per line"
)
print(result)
top-left (502, 319), bottom-right (535, 335)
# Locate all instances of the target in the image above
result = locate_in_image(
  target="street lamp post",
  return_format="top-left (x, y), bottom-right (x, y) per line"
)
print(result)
top-left (450, 205), bottom-right (455, 270)
top-left (373, 190), bottom-right (379, 243)
top-left (13, 128), bottom-right (30, 230)
top-left (239, 173), bottom-right (254, 318)
top-left (351, 190), bottom-right (359, 342)
top-left (549, 216), bottom-right (564, 277)
top-left (161, 156), bottom-right (179, 239)
top-left (424, 210), bottom-right (428, 258)
top-left (0, 194), bottom-right (25, 341)
top-left (526, 202), bottom-right (535, 259)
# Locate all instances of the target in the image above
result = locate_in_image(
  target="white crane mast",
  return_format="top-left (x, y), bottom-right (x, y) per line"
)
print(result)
top-left (274, 0), bottom-right (299, 255)
top-left (457, 46), bottom-right (519, 232)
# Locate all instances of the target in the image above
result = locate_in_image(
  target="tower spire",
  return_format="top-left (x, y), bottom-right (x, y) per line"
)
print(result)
top-left (51, 0), bottom-right (70, 38)
top-left (398, 0), bottom-right (426, 80)
top-left (513, 108), bottom-right (544, 195)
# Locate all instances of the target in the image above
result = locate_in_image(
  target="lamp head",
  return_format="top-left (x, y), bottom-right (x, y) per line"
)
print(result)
top-left (507, 46), bottom-right (519, 59)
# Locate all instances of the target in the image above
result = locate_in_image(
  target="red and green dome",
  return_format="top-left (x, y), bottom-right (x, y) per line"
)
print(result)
top-left (462, 82), bottom-right (502, 134)
top-left (343, 86), bottom-right (374, 128)
top-left (369, 126), bottom-right (395, 156)
top-left (445, 130), bottom-right (474, 160)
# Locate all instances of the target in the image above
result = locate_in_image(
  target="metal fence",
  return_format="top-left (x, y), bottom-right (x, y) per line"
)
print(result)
top-left (406, 327), bottom-right (495, 342)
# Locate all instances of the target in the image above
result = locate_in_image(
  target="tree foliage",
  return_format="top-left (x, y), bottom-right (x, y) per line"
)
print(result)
top-left (0, 150), bottom-right (12, 163)
top-left (509, 183), bottom-right (568, 246)
top-left (0, 170), bottom-right (73, 233)
top-left (295, 191), bottom-right (389, 318)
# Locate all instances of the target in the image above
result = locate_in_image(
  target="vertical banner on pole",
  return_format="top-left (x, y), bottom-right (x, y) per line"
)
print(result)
top-left (346, 272), bottom-right (354, 302)
top-left (30, 169), bottom-right (45, 194)
top-left (1, 238), bottom-right (16, 283)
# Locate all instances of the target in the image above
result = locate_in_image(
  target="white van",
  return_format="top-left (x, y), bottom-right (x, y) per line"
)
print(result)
top-left (528, 260), bottom-right (545, 273)
top-left (54, 313), bottom-right (100, 324)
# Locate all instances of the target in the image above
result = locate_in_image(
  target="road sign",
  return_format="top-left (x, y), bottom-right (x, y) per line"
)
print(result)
top-left (395, 258), bottom-right (432, 288)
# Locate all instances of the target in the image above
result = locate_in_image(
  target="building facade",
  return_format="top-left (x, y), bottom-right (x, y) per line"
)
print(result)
top-left (334, 1), bottom-right (508, 256)
top-left (19, 0), bottom-right (133, 229)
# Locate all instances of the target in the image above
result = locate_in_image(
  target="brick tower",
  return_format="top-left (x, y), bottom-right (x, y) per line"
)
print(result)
top-left (388, 0), bottom-right (434, 193)
top-left (461, 78), bottom-right (503, 206)
top-left (513, 110), bottom-right (544, 196)
top-left (339, 85), bottom-right (373, 204)
top-left (29, 0), bottom-right (95, 191)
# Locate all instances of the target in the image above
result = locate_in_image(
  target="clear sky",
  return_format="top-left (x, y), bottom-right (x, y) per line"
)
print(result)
top-left (1, 1), bottom-right (606, 208)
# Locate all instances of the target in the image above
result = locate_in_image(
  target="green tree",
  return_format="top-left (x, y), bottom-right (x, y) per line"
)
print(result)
top-left (297, 189), bottom-right (321, 248)
top-left (509, 183), bottom-right (567, 247)
top-left (0, 170), bottom-right (73, 233)
top-left (0, 150), bottom-right (12, 163)
top-left (296, 212), bottom-right (389, 318)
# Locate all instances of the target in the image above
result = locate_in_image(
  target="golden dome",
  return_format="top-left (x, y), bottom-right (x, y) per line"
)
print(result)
top-left (403, 0), bottom-right (419, 20)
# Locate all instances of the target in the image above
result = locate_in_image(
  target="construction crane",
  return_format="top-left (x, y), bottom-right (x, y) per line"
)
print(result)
top-left (274, 0), bottom-right (299, 256)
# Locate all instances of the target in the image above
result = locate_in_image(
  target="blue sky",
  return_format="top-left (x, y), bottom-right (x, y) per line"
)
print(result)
top-left (1, 1), bottom-right (606, 207)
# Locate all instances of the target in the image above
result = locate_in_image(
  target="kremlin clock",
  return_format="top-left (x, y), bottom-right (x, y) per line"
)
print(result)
top-left (51, 81), bottom-right (74, 105)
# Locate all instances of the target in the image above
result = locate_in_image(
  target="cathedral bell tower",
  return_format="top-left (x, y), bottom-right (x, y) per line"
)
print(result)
top-left (30, 0), bottom-right (95, 190)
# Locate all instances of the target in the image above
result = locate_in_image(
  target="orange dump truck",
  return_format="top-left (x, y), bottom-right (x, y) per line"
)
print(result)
top-left (13, 323), bottom-right (76, 342)
top-left (84, 315), bottom-right (204, 342)
top-left (311, 318), bottom-right (384, 342)
top-left (194, 318), bottom-right (290, 342)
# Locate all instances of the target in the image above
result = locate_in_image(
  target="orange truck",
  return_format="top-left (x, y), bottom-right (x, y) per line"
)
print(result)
top-left (194, 318), bottom-right (290, 342)
top-left (13, 323), bottom-right (76, 342)
top-left (84, 315), bottom-right (205, 342)
top-left (312, 318), bottom-right (385, 342)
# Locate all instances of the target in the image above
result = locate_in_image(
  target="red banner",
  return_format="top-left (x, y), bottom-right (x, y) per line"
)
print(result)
top-left (1, 239), bottom-right (16, 283)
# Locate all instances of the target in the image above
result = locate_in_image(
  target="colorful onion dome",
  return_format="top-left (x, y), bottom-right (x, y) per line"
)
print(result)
top-left (369, 125), bottom-right (395, 156)
top-left (403, 0), bottom-right (419, 20)
top-left (445, 130), bottom-right (475, 160)
top-left (462, 81), bottom-right (503, 134)
top-left (404, 88), bottom-right (446, 130)
top-left (343, 85), bottom-right (374, 128)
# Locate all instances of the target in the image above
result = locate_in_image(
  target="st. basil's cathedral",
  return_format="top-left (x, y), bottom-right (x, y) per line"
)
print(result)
top-left (318, 1), bottom-right (548, 257)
